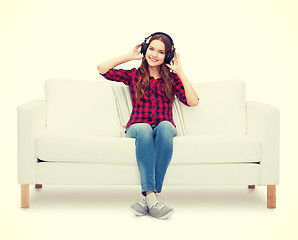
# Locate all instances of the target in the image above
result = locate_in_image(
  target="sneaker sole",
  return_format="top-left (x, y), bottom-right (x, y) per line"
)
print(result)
top-left (129, 206), bottom-right (148, 216)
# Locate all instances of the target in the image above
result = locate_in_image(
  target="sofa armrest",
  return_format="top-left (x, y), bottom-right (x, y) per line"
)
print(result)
top-left (246, 101), bottom-right (280, 185)
top-left (17, 99), bottom-right (46, 184)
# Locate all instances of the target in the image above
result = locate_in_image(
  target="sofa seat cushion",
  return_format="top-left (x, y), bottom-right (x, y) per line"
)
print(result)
top-left (36, 134), bottom-right (261, 165)
top-left (172, 135), bottom-right (261, 164)
top-left (36, 134), bottom-right (137, 165)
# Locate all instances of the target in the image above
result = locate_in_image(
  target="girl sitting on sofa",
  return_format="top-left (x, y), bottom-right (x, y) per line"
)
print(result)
top-left (97, 32), bottom-right (199, 220)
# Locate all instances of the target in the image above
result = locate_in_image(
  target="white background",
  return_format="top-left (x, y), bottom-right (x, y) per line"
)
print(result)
top-left (1, 0), bottom-right (298, 239)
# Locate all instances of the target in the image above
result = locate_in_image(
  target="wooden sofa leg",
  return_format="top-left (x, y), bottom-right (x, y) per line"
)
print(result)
top-left (267, 185), bottom-right (276, 208)
top-left (21, 184), bottom-right (29, 208)
top-left (248, 185), bottom-right (255, 189)
top-left (35, 184), bottom-right (42, 189)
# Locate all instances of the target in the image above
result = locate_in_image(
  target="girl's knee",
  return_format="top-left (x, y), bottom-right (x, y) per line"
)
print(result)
top-left (158, 121), bottom-right (174, 128)
top-left (136, 123), bottom-right (153, 135)
top-left (127, 123), bottom-right (153, 139)
top-left (156, 121), bottom-right (177, 137)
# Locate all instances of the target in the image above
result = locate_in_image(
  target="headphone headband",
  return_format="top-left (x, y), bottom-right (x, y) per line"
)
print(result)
top-left (145, 32), bottom-right (175, 48)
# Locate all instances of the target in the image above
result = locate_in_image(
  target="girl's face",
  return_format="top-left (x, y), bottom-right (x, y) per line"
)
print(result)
top-left (145, 39), bottom-right (166, 67)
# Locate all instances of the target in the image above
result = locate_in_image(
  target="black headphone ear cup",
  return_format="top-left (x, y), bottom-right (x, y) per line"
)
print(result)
top-left (165, 51), bottom-right (174, 64)
top-left (141, 42), bottom-right (148, 55)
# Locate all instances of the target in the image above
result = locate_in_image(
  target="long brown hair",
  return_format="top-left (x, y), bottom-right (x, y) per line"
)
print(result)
top-left (136, 34), bottom-right (175, 102)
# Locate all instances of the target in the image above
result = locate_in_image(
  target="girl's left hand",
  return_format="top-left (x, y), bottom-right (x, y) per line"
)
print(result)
top-left (166, 51), bottom-right (182, 74)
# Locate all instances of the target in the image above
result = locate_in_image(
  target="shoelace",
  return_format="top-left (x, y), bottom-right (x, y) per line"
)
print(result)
top-left (154, 202), bottom-right (164, 210)
top-left (139, 198), bottom-right (147, 207)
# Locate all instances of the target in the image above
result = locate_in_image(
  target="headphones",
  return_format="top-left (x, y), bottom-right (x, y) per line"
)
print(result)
top-left (140, 32), bottom-right (175, 64)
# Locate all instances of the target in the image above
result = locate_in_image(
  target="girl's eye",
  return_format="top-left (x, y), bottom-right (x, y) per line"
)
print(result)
top-left (160, 51), bottom-right (165, 54)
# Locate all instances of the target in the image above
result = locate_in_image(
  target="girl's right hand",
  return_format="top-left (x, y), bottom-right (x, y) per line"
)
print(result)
top-left (127, 43), bottom-right (143, 60)
top-left (97, 43), bottom-right (143, 74)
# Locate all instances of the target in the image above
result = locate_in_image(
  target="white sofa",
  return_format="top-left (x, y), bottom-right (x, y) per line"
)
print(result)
top-left (17, 78), bottom-right (279, 208)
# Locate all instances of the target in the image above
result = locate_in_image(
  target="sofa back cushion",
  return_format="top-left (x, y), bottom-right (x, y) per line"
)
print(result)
top-left (45, 79), bottom-right (122, 136)
top-left (181, 80), bottom-right (246, 135)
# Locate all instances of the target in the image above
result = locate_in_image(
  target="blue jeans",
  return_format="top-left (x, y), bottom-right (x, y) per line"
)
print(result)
top-left (126, 121), bottom-right (177, 196)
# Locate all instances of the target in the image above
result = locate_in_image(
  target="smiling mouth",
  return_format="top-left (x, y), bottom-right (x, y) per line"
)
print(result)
top-left (149, 57), bottom-right (158, 62)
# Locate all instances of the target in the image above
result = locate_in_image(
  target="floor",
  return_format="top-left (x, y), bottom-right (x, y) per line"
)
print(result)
top-left (2, 182), bottom-right (297, 240)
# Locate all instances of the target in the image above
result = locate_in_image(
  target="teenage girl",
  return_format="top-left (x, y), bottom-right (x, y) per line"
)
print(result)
top-left (97, 32), bottom-right (199, 219)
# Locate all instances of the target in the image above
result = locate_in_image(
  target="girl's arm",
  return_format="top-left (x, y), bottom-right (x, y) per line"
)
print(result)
top-left (166, 51), bottom-right (199, 107)
top-left (97, 43), bottom-right (143, 74)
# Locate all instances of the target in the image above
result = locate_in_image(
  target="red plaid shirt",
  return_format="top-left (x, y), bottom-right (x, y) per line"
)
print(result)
top-left (101, 68), bottom-right (190, 130)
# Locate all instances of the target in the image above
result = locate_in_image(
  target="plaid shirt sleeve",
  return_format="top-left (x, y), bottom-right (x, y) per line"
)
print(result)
top-left (100, 68), bottom-right (136, 86)
top-left (172, 73), bottom-right (189, 106)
